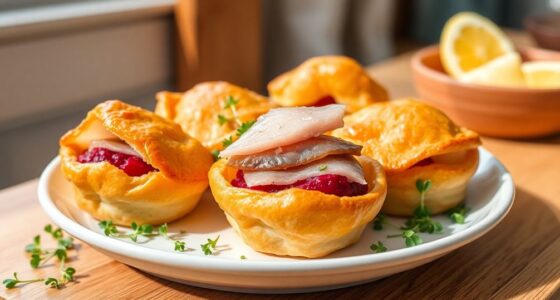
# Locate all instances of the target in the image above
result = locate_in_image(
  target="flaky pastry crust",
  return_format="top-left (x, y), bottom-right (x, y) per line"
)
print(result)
top-left (209, 156), bottom-right (387, 258)
top-left (267, 56), bottom-right (389, 113)
top-left (60, 100), bottom-right (212, 225)
top-left (155, 81), bottom-right (275, 151)
top-left (331, 99), bottom-right (481, 216)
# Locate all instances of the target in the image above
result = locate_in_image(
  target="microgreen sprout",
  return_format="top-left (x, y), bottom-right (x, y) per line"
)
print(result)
top-left (370, 241), bottom-right (387, 253)
top-left (447, 203), bottom-right (470, 224)
top-left (5, 225), bottom-right (77, 290)
top-left (201, 236), bottom-right (220, 255)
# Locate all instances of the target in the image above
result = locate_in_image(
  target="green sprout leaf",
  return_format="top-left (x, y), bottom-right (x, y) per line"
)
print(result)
top-left (201, 235), bottom-right (220, 255)
top-left (318, 164), bottom-right (328, 172)
top-left (217, 114), bottom-right (229, 126)
top-left (174, 240), bottom-right (186, 252)
top-left (224, 95), bottom-right (239, 109)
top-left (211, 150), bottom-right (221, 161)
top-left (236, 120), bottom-right (256, 137)
top-left (447, 203), bottom-right (470, 224)
top-left (44, 277), bottom-right (60, 289)
top-left (98, 220), bottom-right (118, 236)
top-left (369, 241), bottom-right (387, 253)
top-left (222, 136), bottom-right (234, 148)
top-left (372, 213), bottom-right (386, 231)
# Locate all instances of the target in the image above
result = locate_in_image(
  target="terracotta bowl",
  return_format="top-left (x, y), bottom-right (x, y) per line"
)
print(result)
top-left (411, 46), bottom-right (560, 138)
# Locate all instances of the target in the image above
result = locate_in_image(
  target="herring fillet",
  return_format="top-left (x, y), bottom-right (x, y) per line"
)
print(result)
top-left (227, 135), bottom-right (362, 170)
top-left (243, 155), bottom-right (367, 187)
top-left (220, 104), bottom-right (345, 157)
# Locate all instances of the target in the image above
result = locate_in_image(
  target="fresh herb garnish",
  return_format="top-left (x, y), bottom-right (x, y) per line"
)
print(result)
top-left (98, 221), bottom-right (188, 252)
top-left (240, 255), bottom-right (247, 260)
top-left (218, 95), bottom-right (255, 149)
top-left (3, 273), bottom-right (42, 289)
top-left (224, 95), bottom-right (239, 109)
top-left (372, 213), bottom-right (386, 231)
top-left (174, 240), bottom-right (186, 252)
top-left (129, 222), bottom-right (154, 242)
top-left (222, 136), bottom-right (234, 148)
top-left (211, 150), bottom-right (221, 161)
top-left (447, 203), bottom-right (470, 224)
top-left (217, 114), bottom-right (229, 126)
top-left (318, 164), bottom-right (328, 172)
top-left (236, 120), bottom-right (256, 136)
top-left (370, 241), bottom-right (387, 253)
top-left (386, 179), bottom-right (442, 247)
top-left (98, 220), bottom-right (118, 236)
top-left (4, 225), bottom-right (77, 290)
top-left (201, 236), bottom-right (220, 255)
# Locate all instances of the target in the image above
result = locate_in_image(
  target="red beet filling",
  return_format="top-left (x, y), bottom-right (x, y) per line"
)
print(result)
top-left (231, 170), bottom-right (368, 197)
top-left (312, 96), bottom-right (336, 107)
top-left (78, 147), bottom-right (157, 177)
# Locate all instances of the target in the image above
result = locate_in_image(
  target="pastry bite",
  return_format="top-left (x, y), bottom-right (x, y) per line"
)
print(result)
top-left (267, 56), bottom-right (389, 113)
top-left (209, 105), bottom-right (387, 258)
top-left (155, 81), bottom-right (275, 151)
top-left (331, 99), bottom-right (481, 216)
top-left (59, 100), bottom-right (213, 226)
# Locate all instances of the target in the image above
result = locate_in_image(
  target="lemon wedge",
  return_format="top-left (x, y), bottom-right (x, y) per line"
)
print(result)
top-left (441, 12), bottom-right (515, 78)
top-left (459, 52), bottom-right (525, 87)
top-left (521, 62), bottom-right (560, 89)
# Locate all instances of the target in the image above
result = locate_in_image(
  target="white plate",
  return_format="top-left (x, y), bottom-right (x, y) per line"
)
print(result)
top-left (38, 148), bottom-right (514, 293)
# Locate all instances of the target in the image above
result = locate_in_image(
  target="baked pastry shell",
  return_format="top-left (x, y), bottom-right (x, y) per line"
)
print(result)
top-left (208, 156), bottom-right (387, 258)
top-left (59, 100), bottom-right (212, 226)
top-left (61, 148), bottom-right (208, 226)
top-left (267, 56), bottom-right (388, 113)
top-left (383, 149), bottom-right (479, 216)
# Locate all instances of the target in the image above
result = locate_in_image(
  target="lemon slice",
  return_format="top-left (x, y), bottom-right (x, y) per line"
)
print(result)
top-left (441, 12), bottom-right (515, 78)
top-left (521, 62), bottom-right (560, 89)
top-left (459, 53), bottom-right (525, 87)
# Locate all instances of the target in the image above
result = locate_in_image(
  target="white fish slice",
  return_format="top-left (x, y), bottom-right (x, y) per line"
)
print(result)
top-left (89, 139), bottom-right (141, 157)
top-left (227, 135), bottom-right (362, 170)
top-left (220, 104), bottom-right (345, 157)
top-left (243, 155), bottom-right (366, 187)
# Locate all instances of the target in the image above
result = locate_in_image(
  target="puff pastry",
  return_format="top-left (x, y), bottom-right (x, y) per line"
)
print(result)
top-left (155, 81), bottom-right (275, 151)
top-left (209, 156), bottom-right (387, 258)
top-left (267, 56), bottom-right (389, 113)
top-left (60, 100), bottom-right (213, 226)
top-left (209, 104), bottom-right (387, 258)
top-left (331, 99), bottom-right (481, 216)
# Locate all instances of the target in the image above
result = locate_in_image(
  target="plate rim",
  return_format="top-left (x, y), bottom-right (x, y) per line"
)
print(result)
top-left (38, 147), bottom-right (515, 274)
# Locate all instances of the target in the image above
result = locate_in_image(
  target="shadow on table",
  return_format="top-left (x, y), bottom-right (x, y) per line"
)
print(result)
top-left (132, 187), bottom-right (560, 299)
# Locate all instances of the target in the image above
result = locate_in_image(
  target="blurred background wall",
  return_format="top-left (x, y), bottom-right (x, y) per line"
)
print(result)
top-left (0, 0), bottom-right (556, 188)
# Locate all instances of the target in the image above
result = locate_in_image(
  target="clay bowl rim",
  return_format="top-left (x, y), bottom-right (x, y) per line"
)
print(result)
top-left (410, 45), bottom-right (560, 95)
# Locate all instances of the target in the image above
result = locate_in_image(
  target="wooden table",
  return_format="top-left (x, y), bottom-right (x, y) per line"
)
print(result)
top-left (2, 37), bottom-right (560, 300)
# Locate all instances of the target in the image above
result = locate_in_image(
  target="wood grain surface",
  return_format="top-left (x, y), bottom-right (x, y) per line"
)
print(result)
top-left (1, 32), bottom-right (559, 300)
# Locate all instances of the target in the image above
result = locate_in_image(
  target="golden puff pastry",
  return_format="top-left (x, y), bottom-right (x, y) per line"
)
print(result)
top-left (60, 100), bottom-right (212, 226)
top-left (331, 99), bottom-right (481, 216)
top-left (209, 156), bottom-right (387, 258)
top-left (267, 56), bottom-right (389, 113)
top-left (155, 81), bottom-right (275, 151)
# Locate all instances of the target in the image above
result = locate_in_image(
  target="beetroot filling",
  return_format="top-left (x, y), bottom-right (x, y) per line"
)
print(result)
top-left (312, 96), bottom-right (336, 107)
top-left (78, 147), bottom-right (157, 177)
top-left (231, 170), bottom-right (368, 197)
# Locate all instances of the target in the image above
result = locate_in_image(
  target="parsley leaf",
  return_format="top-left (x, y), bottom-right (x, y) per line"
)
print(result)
top-left (217, 114), bottom-right (229, 126)
top-left (224, 95), bottom-right (239, 109)
top-left (372, 213), bottom-right (386, 231)
top-left (211, 150), bottom-right (220, 161)
top-left (201, 235), bottom-right (220, 255)
top-left (222, 136), bottom-right (234, 148)
top-left (174, 240), bottom-right (186, 252)
top-left (370, 241), bottom-right (387, 253)
top-left (236, 120), bottom-right (256, 137)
